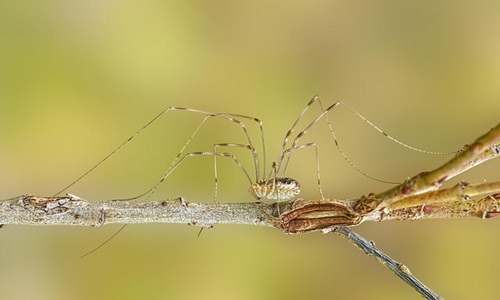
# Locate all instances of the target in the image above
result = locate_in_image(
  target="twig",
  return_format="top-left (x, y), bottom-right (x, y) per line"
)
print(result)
top-left (330, 227), bottom-right (442, 300)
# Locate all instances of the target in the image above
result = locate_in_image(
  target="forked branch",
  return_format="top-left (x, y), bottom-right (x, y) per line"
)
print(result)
top-left (1, 123), bottom-right (498, 300)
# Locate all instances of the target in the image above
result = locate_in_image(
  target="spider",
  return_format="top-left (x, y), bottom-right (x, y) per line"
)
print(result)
top-left (57, 96), bottom-right (450, 204)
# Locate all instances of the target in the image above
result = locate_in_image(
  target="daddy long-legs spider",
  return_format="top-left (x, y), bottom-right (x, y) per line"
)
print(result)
top-left (57, 96), bottom-right (455, 257)
top-left (57, 96), bottom-right (455, 204)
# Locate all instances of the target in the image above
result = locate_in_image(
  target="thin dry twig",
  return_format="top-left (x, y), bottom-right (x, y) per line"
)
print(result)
top-left (330, 227), bottom-right (442, 300)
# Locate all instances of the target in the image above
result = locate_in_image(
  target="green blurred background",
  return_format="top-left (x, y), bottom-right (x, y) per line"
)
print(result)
top-left (1, 1), bottom-right (499, 299)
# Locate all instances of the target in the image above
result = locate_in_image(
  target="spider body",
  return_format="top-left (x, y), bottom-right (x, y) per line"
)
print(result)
top-left (249, 177), bottom-right (300, 200)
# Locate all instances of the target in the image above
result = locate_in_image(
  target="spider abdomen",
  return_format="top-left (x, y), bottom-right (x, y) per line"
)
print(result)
top-left (249, 177), bottom-right (300, 200)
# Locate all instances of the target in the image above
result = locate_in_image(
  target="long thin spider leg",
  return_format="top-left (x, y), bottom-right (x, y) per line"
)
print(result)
top-left (280, 142), bottom-right (324, 199)
top-left (157, 109), bottom-right (260, 192)
top-left (79, 224), bottom-right (128, 259)
top-left (278, 101), bottom-right (399, 184)
top-left (311, 97), bottom-right (456, 156)
top-left (155, 115), bottom-right (252, 201)
top-left (336, 101), bottom-right (458, 155)
top-left (271, 162), bottom-right (278, 196)
top-left (219, 113), bottom-right (266, 181)
top-left (279, 96), bottom-right (459, 186)
top-left (270, 162), bottom-right (282, 215)
top-left (55, 107), bottom-right (262, 197)
top-left (210, 113), bottom-right (261, 182)
top-left (277, 96), bottom-right (321, 173)
top-left (113, 151), bottom-right (253, 201)
top-left (278, 98), bottom-right (397, 185)
top-left (279, 95), bottom-right (322, 172)
top-left (213, 143), bottom-right (253, 202)
top-left (315, 98), bottom-right (398, 185)
top-left (54, 106), bottom-right (178, 196)
top-left (158, 115), bottom-right (211, 190)
top-left (161, 112), bottom-right (263, 200)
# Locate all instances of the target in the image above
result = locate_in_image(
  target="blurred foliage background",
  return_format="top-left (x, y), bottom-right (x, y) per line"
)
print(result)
top-left (1, 1), bottom-right (499, 299)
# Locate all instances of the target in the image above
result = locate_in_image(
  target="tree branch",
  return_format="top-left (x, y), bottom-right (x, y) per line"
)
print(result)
top-left (0, 195), bottom-right (273, 228)
top-left (2, 186), bottom-right (499, 229)
top-left (1, 123), bottom-right (498, 300)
